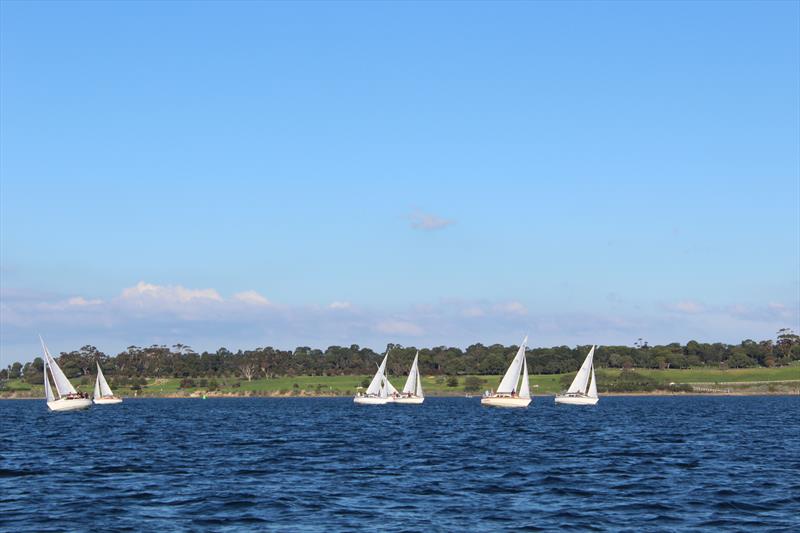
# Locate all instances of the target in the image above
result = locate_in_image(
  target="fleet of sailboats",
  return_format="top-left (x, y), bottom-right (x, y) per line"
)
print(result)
top-left (93, 363), bottom-right (123, 405)
top-left (481, 336), bottom-right (532, 408)
top-left (555, 345), bottom-right (599, 405)
top-left (41, 337), bottom-right (92, 412)
top-left (34, 335), bottom-right (600, 410)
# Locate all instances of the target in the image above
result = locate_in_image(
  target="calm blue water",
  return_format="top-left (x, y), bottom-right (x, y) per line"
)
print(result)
top-left (1, 396), bottom-right (798, 531)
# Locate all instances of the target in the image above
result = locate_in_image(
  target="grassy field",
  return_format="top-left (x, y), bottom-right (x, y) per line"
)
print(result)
top-left (2, 365), bottom-right (798, 398)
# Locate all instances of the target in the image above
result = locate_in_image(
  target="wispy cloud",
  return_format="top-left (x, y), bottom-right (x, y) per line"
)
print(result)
top-left (233, 291), bottom-right (271, 306)
top-left (121, 281), bottom-right (223, 304)
top-left (67, 297), bottom-right (103, 306)
top-left (2, 282), bottom-right (797, 362)
top-left (664, 300), bottom-right (706, 314)
top-left (375, 319), bottom-right (424, 336)
top-left (409, 210), bottom-right (454, 231)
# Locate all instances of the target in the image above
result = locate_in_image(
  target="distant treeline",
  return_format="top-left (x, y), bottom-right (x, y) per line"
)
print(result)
top-left (3, 329), bottom-right (798, 384)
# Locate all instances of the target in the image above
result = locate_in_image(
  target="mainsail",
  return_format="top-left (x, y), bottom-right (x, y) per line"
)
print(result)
top-left (40, 337), bottom-right (77, 398)
top-left (94, 363), bottom-right (114, 399)
top-left (567, 345), bottom-right (596, 394)
top-left (366, 352), bottom-right (389, 396)
top-left (496, 336), bottom-right (528, 394)
top-left (402, 351), bottom-right (423, 397)
top-left (44, 358), bottom-right (55, 402)
top-left (587, 365), bottom-right (598, 398)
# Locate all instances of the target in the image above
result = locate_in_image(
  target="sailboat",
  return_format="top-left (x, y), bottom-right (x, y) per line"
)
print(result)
top-left (555, 345), bottom-right (599, 405)
top-left (41, 337), bottom-right (92, 412)
top-left (93, 363), bottom-right (122, 404)
top-left (481, 336), bottom-right (531, 408)
top-left (393, 351), bottom-right (424, 404)
top-left (353, 351), bottom-right (392, 405)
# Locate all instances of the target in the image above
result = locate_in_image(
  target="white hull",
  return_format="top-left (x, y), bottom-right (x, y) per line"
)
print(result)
top-left (353, 396), bottom-right (389, 405)
top-left (555, 394), bottom-right (599, 406)
top-left (47, 398), bottom-right (92, 412)
top-left (94, 397), bottom-right (123, 405)
top-left (480, 396), bottom-right (531, 408)
top-left (392, 396), bottom-right (424, 404)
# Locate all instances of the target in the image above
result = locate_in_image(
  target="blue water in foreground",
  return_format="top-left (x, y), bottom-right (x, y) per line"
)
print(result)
top-left (1, 396), bottom-right (799, 531)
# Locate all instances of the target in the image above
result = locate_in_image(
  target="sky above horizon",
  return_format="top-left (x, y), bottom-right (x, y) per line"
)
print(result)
top-left (1, 1), bottom-right (798, 362)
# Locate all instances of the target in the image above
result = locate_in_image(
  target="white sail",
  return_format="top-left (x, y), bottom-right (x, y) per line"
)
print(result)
top-left (379, 372), bottom-right (389, 398)
top-left (519, 355), bottom-right (530, 398)
top-left (96, 363), bottom-right (114, 397)
top-left (496, 336), bottom-right (528, 394)
top-left (567, 345), bottom-right (595, 394)
top-left (93, 373), bottom-right (101, 399)
top-left (588, 365), bottom-right (598, 398)
top-left (402, 352), bottom-right (420, 394)
top-left (40, 337), bottom-right (77, 397)
top-left (366, 352), bottom-right (389, 395)
top-left (415, 361), bottom-right (424, 398)
top-left (44, 358), bottom-right (55, 402)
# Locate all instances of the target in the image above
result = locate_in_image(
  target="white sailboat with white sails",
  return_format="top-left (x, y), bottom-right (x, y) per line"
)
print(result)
top-left (393, 351), bottom-right (424, 404)
top-left (354, 351), bottom-right (392, 405)
top-left (93, 363), bottom-right (122, 405)
top-left (555, 345), bottom-right (599, 405)
top-left (41, 337), bottom-right (92, 412)
top-left (481, 336), bottom-right (531, 408)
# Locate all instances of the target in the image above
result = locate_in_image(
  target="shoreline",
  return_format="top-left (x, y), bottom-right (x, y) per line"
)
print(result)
top-left (2, 391), bottom-right (798, 400)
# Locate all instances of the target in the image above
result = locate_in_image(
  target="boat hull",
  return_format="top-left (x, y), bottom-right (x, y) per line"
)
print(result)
top-left (392, 396), bottom-right (424, 405)
top-left (555, 394), bottom-right (599, 406)
top-left (480, 396), bottom-right (531, 408)
top-left (47, 398), bottom-right (92, 412)
top-left (353, 396), bottom-right (389, 405)
top-left (94, 397), bottom-right (123, 405)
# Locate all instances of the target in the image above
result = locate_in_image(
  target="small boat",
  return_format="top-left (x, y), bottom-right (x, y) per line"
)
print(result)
top-left (41, 337), bottom-right (92, 412)
top-left (93, 362), bottom-right (123, 405)
top-left (481, 336), bottom-right (531, 408)
top-left (393, 351), bottom-right (424, 404)
top-left (354, 351), bottom-right (391, 405)
top-left (555, 345), bottom-right (599, 405)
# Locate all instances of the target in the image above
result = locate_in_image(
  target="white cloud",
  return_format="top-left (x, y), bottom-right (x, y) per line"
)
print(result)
top-left (233, 291), bottom-right (270, 306)
top-left (493, 301), bottom-right (528, 316)
top-left (67, 297), bottom-right (103, 306)
top-left (3, 282), bottom-right (797, 363)
top-left (409, 210), bottom-right (454, 231)
top-left (121, 281), bottom-right (222, 304)
top-left (461, 305), bottom-right (485, 318)
top-left (665, 300), bottom-right (705, 314)
top-left (375, 319), bottom-right (424, 336)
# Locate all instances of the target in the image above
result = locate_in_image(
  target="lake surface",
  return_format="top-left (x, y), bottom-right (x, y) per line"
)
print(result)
top-left (1, 396), bottom-right (798, 531)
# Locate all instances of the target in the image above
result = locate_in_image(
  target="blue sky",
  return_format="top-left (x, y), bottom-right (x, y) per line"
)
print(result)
top-left (1, 1), bottom-right (798, 362)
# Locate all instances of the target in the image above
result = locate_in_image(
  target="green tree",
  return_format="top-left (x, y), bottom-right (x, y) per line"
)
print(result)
top-left (463, 376), bottom-right (485, 392)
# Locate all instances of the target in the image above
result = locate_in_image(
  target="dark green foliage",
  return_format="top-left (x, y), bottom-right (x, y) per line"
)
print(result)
top-left (446, 376), bottom-right (459, 387)
top-left (10, 330), bottom-right (798, 381)
top-left (600, 370), bottom-right (660, 392)
top-left (179, 378), bottom-right (196, 389)
top-left (463, 376), bottom-right (485, 392)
